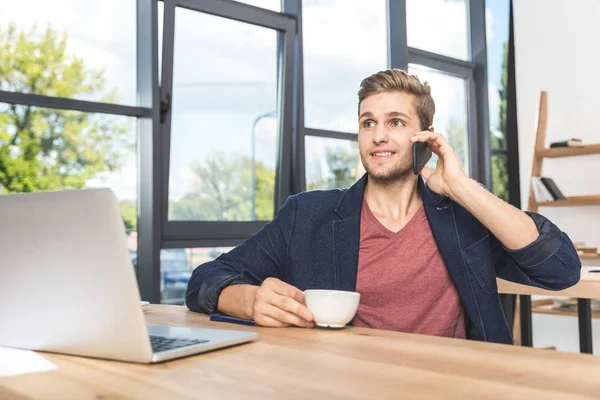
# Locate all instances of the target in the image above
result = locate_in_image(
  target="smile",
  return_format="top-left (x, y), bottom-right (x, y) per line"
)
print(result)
top-left (371, 150), bottom-right (396, 157)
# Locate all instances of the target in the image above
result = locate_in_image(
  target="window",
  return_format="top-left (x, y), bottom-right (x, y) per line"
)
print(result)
top-left (160, 247), bottom-right (234, 304)
top-left (302, 0), bottom-right (387, 133)
top-left (408, 64), bottom-right (469, 173)
top-left (167, 9), bottom-right (279, 222)
top-left (305, 137), bottom-right (361, 191)
top-left (486, 0), bottom-right (510, 201)
top-left (0, 103), bottom-right (138, 236)
top-left (406, 0), bottom-right (470, 61)
top-left (1, 0), bottom-right (492, 304)
top-left (0, 0), bottom-right (137, 105)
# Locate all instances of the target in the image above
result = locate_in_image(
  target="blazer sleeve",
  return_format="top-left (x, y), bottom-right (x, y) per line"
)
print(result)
top-left (185, 195), bottom-right (297, 314)
top-left (492, 211), bottom-right (581, 290)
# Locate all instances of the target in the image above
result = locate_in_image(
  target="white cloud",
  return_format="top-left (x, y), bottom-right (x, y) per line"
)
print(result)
top-left (486, 7), bottom-right (495, 43)
top-left (408, 64), bottom-right (467, 128)
top-left (168, 166), bottom-right (197, 202)
top-left (406, 0), bottom-right (470, 60)
top-left (302, 0), bottom-right (388, 131)
top-left (86, 162), bottom-right (137, 201)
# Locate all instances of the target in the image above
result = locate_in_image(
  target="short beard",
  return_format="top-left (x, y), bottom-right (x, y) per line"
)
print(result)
top-left (363, 161), bottom-right (414, 186)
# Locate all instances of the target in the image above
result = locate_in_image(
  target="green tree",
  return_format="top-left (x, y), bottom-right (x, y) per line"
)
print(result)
top-left (120, 200), bottom-right (137, 231)
top-left (169, 152), bottom-right (275, 221)
top-left (325, 143), bottom-right (359, 188)
top-left (307, 143), bottom-right (360, 191)
top-left (0, 23), bottom-right (132, 194)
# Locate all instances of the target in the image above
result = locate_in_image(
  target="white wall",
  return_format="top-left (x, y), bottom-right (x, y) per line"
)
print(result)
top-left (514, 0), bottom-right (600, 252)
top-left (513, 0), bottom-right (600, 354)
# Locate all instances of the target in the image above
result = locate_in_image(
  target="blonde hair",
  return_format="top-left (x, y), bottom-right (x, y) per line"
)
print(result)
top-left (357, 69), bottom-right (435, 130)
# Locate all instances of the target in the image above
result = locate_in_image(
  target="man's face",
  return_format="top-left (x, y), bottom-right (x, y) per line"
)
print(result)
top-left (358, 91), bottom-right (422, 184)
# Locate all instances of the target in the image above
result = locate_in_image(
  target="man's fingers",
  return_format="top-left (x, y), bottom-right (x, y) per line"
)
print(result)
top-left (410, 132), bottom-right (449, 156)
top-left (254, 313), bottom-right (290, 328)
top-left (272, 292), bottom-right (313, 322)
top-left (260, 304), bottom-right (313, 328)
top-left (268, 278), bottom-right (306, 304)
top-left (255, 278), bottom-right (314, 328)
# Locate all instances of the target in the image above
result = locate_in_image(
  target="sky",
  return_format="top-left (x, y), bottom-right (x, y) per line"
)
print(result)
top-left (1, 0), bottom-right (510, 204)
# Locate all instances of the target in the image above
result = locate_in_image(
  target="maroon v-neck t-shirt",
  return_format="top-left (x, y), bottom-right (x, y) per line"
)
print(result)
top-left (352, 199), bottom-right (466, 339)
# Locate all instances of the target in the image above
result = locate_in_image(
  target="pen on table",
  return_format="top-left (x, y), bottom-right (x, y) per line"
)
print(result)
top-left (210, 313), bottom-right (257, 326)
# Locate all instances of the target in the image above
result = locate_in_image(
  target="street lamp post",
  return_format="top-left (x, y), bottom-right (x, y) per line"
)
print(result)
top-left (250, 111), bottom-right (277, 220)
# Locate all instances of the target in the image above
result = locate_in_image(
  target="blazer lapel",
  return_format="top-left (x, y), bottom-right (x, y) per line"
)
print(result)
top-left (333, 217), bottom-right (361, 291)
top-left (419, 178), bottom-right (463, 283)
top-left (420, 178), bottom-right (484, 339)
top-left (332, 174), bottom-right (367, 291)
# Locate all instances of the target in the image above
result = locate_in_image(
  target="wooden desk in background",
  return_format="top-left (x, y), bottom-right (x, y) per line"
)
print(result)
top-left (2, 305), bottom-right (600, 399)
top-left (498, 266), bottom-right (600, 354)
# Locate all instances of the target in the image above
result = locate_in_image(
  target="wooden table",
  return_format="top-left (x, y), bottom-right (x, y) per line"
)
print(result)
top-left (498, 266), bottom-right (600, 354)
top-left (2, 305), bottom-right (600, 399)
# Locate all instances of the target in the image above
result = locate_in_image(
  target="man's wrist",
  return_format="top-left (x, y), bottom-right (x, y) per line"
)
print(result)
top-left (446, 174), bottom-right (474, 204)
top-left (218, 284), bottom-right (258, 320)
top-left (244, 285), bottom-right (259, 320)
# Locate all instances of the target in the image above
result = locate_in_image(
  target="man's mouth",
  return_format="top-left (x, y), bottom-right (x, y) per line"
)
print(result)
top-left (371, 150), bottom-right (396, 158)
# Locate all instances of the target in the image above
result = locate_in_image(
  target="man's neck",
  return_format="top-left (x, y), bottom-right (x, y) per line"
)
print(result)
top-left (363, 175), bottom-right (422, 222)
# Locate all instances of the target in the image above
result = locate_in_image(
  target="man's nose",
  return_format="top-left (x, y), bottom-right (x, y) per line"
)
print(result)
top-left (373, 124), bottom-right (389, 144)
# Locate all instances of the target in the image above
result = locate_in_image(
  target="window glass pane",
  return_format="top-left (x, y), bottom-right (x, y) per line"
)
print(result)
top-left (486, 0), bottom-right (510, 151)
top-left (407, 64), bottom-right (469, 174)
top-left (0, 103), bottom-right (138, 247)
top-left (160, 247), bottom-right (234, 305)
top-left (158, 0), bottom-right (164, 84)
top-left (305, 137), bottom-right (362, 190)
top-left (407, 0), bottom-right (470, 61)
top-left (302, 0), bottom-right (387, 133)
top-left (0, 0), bottom-right (137, 105)
top-left (234, 0), bottom-right (281, 12)
top-left (491, 154), bottom-right (509, 202)
top-left (167, 9), bottom-right (278, 222)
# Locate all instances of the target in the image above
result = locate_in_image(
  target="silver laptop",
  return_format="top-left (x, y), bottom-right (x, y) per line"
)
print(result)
top-left (0, 188), bottom-right (258, 363)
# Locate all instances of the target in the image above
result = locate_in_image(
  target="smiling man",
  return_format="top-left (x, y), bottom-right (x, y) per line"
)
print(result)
top-left (186, 69), bottom-right (581, 343)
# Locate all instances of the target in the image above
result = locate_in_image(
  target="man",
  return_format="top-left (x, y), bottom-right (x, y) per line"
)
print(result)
top-left (186, 69), bottom-right (580, 343)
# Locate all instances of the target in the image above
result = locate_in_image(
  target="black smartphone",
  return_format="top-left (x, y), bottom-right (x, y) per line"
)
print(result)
top-left (412, 141), bottom-right (432, 175)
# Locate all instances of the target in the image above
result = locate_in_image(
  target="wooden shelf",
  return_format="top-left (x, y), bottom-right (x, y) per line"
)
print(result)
top-left (580, 254), bottom-right (600, 261)
top-left (534, 195), bottom-right (600, 207)
top-left (536, 143), bottom-right (600, 158)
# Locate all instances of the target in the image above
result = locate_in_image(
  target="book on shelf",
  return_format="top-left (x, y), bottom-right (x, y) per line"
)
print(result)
top-left (540, 177), bottom-right (566, 200)
top-left (532, 177), bottom-right (554, 202)
top-left (549, 138), bottom-right (583, 148)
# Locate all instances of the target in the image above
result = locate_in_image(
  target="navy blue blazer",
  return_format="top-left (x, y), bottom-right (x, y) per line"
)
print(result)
top-left (186, 174), bottom-right (581, 344)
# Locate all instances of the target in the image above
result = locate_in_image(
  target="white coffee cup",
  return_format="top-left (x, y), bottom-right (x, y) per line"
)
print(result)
top-left (304, 289), bottom-right (360, 328)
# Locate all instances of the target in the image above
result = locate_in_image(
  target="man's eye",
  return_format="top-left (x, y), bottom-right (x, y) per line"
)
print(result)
top-left (390, 119), bottom-right (404, 127)
top-left (363, 120), bottom-right (375, 128)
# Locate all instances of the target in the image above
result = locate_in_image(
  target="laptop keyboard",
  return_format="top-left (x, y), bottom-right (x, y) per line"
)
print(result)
top-left (149, 335), bottom-right (209, 353)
